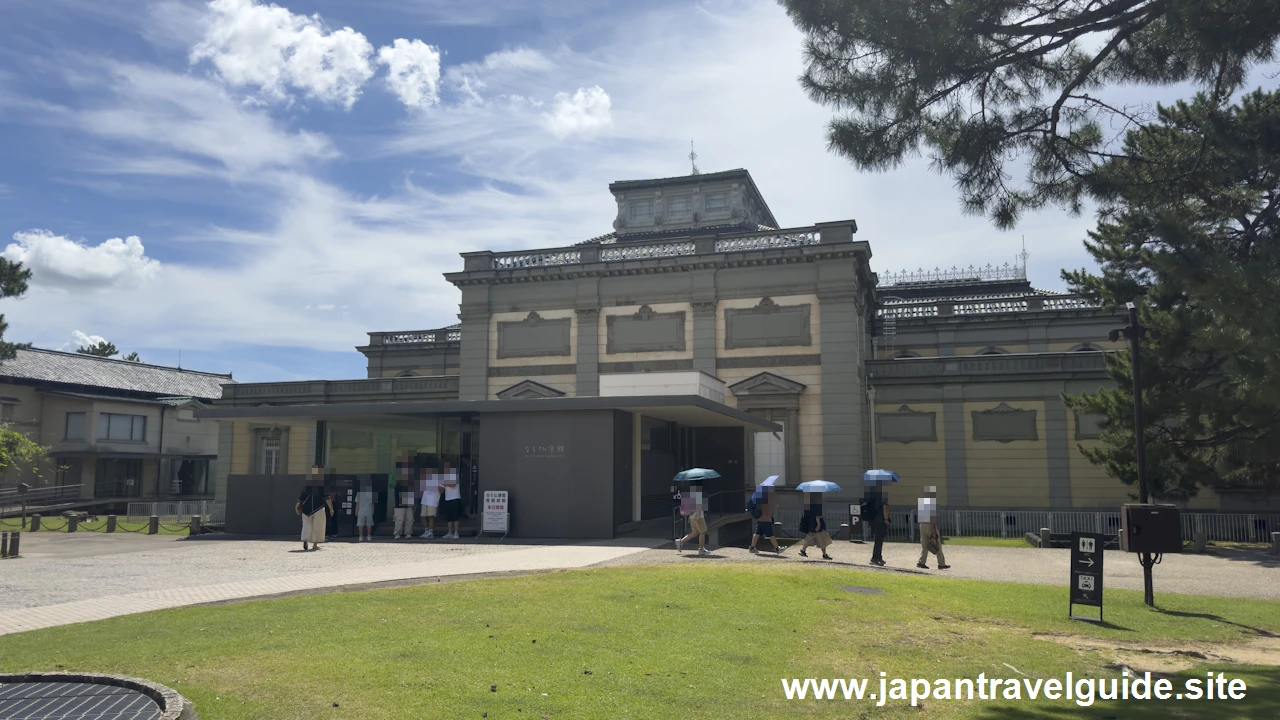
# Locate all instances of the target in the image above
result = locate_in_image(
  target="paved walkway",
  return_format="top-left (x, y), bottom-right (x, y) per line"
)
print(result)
top-left (0, 535), bottom-right (662, 637)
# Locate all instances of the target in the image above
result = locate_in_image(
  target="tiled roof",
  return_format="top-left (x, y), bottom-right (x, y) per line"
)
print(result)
top-left (0, 348), bottom-right (234, 400)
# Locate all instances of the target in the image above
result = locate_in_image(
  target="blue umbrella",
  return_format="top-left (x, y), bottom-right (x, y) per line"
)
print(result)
top-left (863, 469), bottom-right (900, 485)
top-left (795, 480), bottom-right (842, 493)
top-left (674, 468), bottom-right (720, 482)
top-left (749, 476), bottom-right (780, 504)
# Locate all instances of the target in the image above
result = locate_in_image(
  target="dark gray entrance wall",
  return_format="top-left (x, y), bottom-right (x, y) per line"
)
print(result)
top-left (226, 474), bottom-right (308, 535)
top-left (480, 410), bottom-right (619, 539)
top-left (613, 411), bottom-right (634, 526)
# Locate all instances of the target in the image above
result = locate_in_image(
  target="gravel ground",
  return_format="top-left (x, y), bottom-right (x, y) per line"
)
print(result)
top-left (0, 535), bottom-right (522, 611)
top-left (593, 539), bottom-right (1280, 600)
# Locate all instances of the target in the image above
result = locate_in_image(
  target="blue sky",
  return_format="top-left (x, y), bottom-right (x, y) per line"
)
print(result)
top-left (1, 0), bottom-right (1275, 383)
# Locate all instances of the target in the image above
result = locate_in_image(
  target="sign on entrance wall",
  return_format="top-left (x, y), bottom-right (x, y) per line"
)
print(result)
top-left (482, 491), bottom-right (509, 535)
top-left (1069, 532), bottom-right (1105, 622)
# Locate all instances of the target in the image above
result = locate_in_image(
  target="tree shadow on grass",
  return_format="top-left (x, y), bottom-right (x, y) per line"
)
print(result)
top-left (1151, 608), bottom-right (1278, 638)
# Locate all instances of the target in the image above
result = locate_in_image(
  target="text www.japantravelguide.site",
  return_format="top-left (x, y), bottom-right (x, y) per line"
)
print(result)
top-left (781, 670), bottom-right (1248, 707)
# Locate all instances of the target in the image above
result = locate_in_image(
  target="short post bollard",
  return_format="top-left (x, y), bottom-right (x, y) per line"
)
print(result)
top-left (190, 515), bottom-right (202, 537)
top-left (67, 515), bottom-right (78, 533)
top-left (1272, 532), bottom-right (1279, 556)
top-left (148, 515), bottom-right (159, 535)
top-left (106, 515), bottom-right (117, 533)
top-left (30, 514), bottom-right (41, 532)
top-left (1040, 527), bottom-right (1051, 548)
top-left (2, 531), bottom-right (9, 558)
top-left (9, 531), bottom-right (19, 557)
top-left (1194, 532), bottom-right (1208, 553)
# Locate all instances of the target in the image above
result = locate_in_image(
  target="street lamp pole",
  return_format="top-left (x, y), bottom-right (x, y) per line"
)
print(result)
top-left (1113, 301), bottom-right (1157, 606)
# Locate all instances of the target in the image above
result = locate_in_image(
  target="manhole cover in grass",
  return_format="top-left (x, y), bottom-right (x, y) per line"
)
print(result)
top-left (840, 586), bottom-right (884, 595)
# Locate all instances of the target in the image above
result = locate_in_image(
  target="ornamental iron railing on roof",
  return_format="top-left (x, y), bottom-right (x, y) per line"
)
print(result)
top-left (600, 241), bottom-right (696, 261)
top-left (714, 231), bottom-right (819, 252)
top-left (493, 249), bottom-right (583, 269)
top-left (377, 329), bottom-right (461, 345)
top-left (877, 293), bottom-right (1100, 319)
top-left (879, 263), bottom-right (1026, 286)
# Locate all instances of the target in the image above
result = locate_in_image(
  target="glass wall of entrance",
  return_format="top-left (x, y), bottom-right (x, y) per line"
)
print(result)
top-left (321, 415), bottom-right (478, 526)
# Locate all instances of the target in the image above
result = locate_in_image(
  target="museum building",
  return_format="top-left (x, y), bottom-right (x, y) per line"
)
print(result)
top-left (198, 168), bottom-right (1248, 539)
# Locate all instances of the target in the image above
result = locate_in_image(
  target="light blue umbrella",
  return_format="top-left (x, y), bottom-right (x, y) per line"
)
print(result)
top-left (749, 476), bottom-right (780, 504)
top-left (795, 480), bottom-right (842, 493)
top-left (863, 469), bottom-right (900, 485)
top-left (674, 468), bottom-right (720, 482)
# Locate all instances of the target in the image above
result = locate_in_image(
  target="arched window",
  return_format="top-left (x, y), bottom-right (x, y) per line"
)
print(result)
top-left (892, 351), bottom-right (921, 360)
top-left (975, 346), bottom-right (1008, 355)
top-left (395, 370), bottom-right (418, 377)
top-left (1070, 343), bottom-right (1102, 352)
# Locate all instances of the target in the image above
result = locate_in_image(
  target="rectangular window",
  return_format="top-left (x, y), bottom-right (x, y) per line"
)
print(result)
top-left (0, 404), bottom-right (13, 421)
top-left (259, 430), bottom-right (283, 475)
top-left (65, 412), bottom-right (87, 440)
top-left (170, 458), bottom-right (210, 496)
top-left (95, 458), bottom-right (143, 498)
top-left (666, 196), bottom-right (691, 216)
top-left (629, 199), bottom-right (653, 221)
top-left (704, 192), bottom-right (729, 213)
top-left (97, 413), bottom-right (147, 442)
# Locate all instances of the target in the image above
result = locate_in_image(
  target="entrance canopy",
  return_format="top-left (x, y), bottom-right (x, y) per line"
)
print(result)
top-left (196, 394), bottom-right (781, 431)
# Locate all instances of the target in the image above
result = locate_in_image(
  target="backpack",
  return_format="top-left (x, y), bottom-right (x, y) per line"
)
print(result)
top-left (746, 496), bottom-right (763, 519)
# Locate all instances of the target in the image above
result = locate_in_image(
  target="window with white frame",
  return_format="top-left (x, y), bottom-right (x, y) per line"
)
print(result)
top-left (629, 199), bottom-right (654, 222)
top-left (666, 195), bottom-right (691, 216)
top-left (65, 412), bottom-right (87, 440)
top-left (97, 413), bottom-right (147, 442)
top-left (258, 428), bottom-right (284, 474)
top-left (704, 192), bottom-right (729, 213)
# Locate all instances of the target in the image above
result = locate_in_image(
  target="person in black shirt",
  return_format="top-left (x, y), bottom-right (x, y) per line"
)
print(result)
top-left (867, 488), bottom-right (890, 566)
top-left (295, 468), bottom-right (333, 551)
top-left (798, 494), bottom-right (833, 560)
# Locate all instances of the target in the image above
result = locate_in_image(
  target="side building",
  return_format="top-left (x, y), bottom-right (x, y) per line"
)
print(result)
top-left (0, 348), bottom-right (233, 509)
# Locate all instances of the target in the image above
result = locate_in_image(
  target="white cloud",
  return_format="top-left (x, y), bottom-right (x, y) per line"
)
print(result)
top-left (59, 330), bottom-right (108, 353)
top-left (191, 0), bottom-right (376, 109)
top-left (545, 85), bottom-right (612, 138)
top-left (377, 38), bottom-right (442, 110)
top-left (3, 231), bottom-right (161, 292)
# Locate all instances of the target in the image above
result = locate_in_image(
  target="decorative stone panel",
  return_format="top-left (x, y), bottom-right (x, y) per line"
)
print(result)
top-left (497, 311), bottom-right (572, 359)
top-left (724, 297), bottom-right (812, 349)
top-left (876, 405), bottom-right (937, 443)
top-left (606, 305), bottom-right (686, 354)
top-left (972, 402), bottom-right (1039, 442)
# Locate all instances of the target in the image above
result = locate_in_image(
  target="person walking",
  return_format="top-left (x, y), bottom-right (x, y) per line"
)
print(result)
top-left (440, 466), bottom-right (464, 539)
top-left (354, 479), bottom-right (376, 542)
top-left (392, 451), bottom-right (417, 539)
top-left (748, 488), bottom-right (780, 554)
top-left (674, 483), bottom-right (709, 556)
top-left (295, 469), bottom-right (333, 551)
top-left (419, 461), bottom-right (442, 539)
top-left (866, 487), bottom-right (890, 566)
top-left (798, 494), bottom-right (833, 559)
top-left (917, 487), bottom-right (950, 570)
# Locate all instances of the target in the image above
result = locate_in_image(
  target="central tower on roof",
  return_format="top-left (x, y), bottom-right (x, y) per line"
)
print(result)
top-left (608, 168), bottom-right (779, 241)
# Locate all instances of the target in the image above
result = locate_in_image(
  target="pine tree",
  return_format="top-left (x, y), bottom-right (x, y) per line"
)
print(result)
top-left (77, 340), bottom-right (119, 358)
top-left (0, 257), bottom-right (32, 361)
top-left (779, 0), bottom-right (1280, 226)
top-left (1062, 89), bottom-right (1280, 498)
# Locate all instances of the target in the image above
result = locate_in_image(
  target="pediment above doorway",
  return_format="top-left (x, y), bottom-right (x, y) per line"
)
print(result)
top-left (728, 371), bottom-right (807, 397)
top-left (496, 380), bottom-right (566, 399)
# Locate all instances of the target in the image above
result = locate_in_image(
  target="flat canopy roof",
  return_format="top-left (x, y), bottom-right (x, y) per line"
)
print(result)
top-left (195, 394), bottom-right (782, 431)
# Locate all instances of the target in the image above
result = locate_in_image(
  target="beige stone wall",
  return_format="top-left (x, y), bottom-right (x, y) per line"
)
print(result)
top-left (488, 375), bottom-right (577, 400)
top-left (231, 421), bottom-right (252, 474)
top-left (599, 301), bottom-right (694, 362)
top-left (874, 346), bottom-right (940, 360)
top-left (230, 421), bottom-right (311, 474)
top-left (874, 402), bottom-right (949, 505)
top-left (381, 368), bottom-right (459, 377)
top-left (716, 294), bottom-right (821, 359)
top-left (718, 364), bottom-right (823, 482)
top-left (964, 400), bottom-right (1050, 507)
top-left (1045, 340), bottom-right (1126, 352)
top-left (956, 343), bottom-right (1031, 355)
top-left (489, 308), bottom-right (577, 368)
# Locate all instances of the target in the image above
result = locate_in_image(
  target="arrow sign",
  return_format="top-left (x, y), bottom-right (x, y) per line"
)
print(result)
top-left (1069, 532), bottom-right (1106, 617)
top-left (1078, 556), bottom-right (1095, 568)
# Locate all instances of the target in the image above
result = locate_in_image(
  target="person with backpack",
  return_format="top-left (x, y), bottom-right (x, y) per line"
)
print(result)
top-left (748, 487), bottom-right (780, 554)
top-left (675, 483), bottom-right (709, 556)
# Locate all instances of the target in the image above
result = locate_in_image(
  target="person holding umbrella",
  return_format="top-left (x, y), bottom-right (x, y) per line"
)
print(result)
top-left (795, 480), bottom-right (839, 559)
top-left (748, 476), bottom-right (781, 554)
top-left (673, 468), bottom-right (719, 557)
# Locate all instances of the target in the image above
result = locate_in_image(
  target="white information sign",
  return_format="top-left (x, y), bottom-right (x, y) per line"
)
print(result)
top-left (482, 491), bottom-right (509, 534)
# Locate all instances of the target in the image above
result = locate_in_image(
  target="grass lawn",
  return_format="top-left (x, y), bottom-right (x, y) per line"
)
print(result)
top-left (0, 518), bottom-right (189, 535)
top-left (0, 565), bottom-right (1276, 719)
